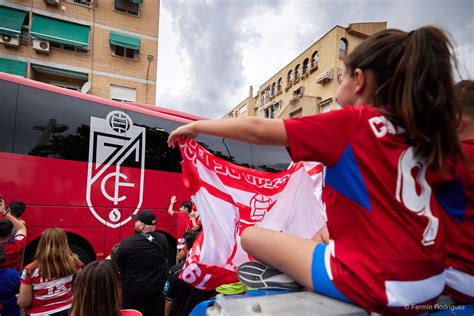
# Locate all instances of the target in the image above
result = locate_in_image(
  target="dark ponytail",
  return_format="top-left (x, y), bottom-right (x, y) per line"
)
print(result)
top-left (345, 26), bottom-right (464, 171)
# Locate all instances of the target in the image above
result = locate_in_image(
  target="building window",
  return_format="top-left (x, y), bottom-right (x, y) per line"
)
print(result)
top-left (287, 70), bottom-right (293, 82)
top-left (269, 101), bottom-right (281, 119)
top-left (295, 64), bottom-right (301, 80)
top-left (302, 58), bottom-right (309, 74)
top-left (115, 0), bottom-right (139, 15)
top-left (112, 45), bottom-right (137, 59)
top-left (311, 51), bottom-right (319, 69)
top-left (277, 78), bottom-right (282, 92)
top-left (339, 38), bottom-right (348, 58)
top-left (110, 85), bottom-right (136, 102)
top-left (290, 108), bottom-right (302, 118)
top-left (50, 42), bottom-right (88, 54)
top-left (271, 83), bottom-right (276, 96)
top-left (319, 99), bottom-right (332, 113)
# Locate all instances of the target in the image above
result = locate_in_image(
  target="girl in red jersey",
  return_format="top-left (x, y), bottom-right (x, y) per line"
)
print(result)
top-left (168, 26), bottom-right (466, 314)
top-left (70, 260), bottom-right (142, 316)
top-left (17, 227), bottom-right (82, 315)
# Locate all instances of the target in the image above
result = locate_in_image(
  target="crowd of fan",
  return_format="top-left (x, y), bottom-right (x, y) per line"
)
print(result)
top-left (0, 195), bottom-right (224, 316)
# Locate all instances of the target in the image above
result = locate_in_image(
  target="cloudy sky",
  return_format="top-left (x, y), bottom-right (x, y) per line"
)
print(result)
top-left (155, 0), bottom-right (474, 119)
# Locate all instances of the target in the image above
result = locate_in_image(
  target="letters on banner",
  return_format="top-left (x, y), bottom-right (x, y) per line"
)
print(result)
top-left (178, 139), bottom-right (326, 290)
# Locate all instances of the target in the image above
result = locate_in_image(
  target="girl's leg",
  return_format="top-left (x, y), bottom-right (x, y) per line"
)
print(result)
top-left (240, 226), bottom-right (318, 289)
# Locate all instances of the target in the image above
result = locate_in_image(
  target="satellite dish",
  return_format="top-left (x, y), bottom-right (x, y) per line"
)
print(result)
top-left (81, 81), bottom-right (91, 94)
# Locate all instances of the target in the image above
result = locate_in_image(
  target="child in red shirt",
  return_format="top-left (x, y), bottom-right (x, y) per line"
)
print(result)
top-left (168, 27), bottom-right (466, 314)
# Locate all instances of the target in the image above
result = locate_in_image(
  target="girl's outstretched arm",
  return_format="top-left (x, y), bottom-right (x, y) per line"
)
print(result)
top-left (167, 117), bottom-right (288, 148)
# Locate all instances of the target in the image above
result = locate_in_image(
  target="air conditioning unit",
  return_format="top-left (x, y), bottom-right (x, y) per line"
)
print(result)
top-left (44, 0), bottom-right (60, 5)
top-left (0, 34), bottom-right (20, 48)
top-left (33, 39), bottom-right (50, 54)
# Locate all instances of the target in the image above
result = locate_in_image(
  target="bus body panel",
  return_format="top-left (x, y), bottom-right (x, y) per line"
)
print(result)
top-left (0, 73), bottom-right (291, 263)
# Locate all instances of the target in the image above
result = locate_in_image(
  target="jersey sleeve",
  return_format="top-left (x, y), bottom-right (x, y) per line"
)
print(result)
top-left (164, 269), bottom-right (181, 300)
top-left (20, 266), bottom-right (32, 285)
top-left (14, 233), bottom-right (27, 248)
top-left (283, 106), bottom-right (362, 166)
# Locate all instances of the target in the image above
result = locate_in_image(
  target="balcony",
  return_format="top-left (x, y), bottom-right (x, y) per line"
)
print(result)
top-left (316, 68), bottom-right (334, 85)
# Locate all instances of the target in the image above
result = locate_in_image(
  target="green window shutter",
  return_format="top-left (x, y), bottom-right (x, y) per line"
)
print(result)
top-left (0, 6), bottom-right (27, 36)
top-left (31, 15), bottom-right (90, 48)
top-left (109, 32), bottom-right (141, 50)
top-left (0, 57), bottom-right (27, 77)
top-left (31, 64), bottom-right (88, 80)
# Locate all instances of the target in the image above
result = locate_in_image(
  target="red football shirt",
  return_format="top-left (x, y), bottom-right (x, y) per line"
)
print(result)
top-left (284, 105), bottom-right (447, 314)
top-left (176, 212), bottom-right (192, 239)
top-left (20, 263), bottom-right (80, 315)
top-left (435, 139), bottom-right (474, 303)
top-left (0, 233), bottom-right (26, 271)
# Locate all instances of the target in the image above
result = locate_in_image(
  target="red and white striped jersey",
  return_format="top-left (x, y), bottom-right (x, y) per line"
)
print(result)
top-left (20, 263), bottom-right (79, 316)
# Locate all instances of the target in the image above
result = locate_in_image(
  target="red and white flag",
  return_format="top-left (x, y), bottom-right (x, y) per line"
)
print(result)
top-left (178, 139), bottom-right (325, 290)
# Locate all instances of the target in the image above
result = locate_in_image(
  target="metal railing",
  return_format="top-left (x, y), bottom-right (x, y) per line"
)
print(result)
top-left (72, 0), bottom-right (92, 6)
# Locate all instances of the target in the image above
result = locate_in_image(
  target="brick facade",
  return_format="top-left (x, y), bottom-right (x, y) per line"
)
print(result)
top-left (0, 0), bottom-right (159, 104)
top-left (223, 22), bottom-right (386, 119)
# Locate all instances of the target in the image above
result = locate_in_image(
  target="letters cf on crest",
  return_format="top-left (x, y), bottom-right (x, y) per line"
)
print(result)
top-left (87, 111), bottom-right (146, 228)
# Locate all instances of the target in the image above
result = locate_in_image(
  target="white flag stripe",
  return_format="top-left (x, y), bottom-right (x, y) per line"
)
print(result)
top-left (32, 275), bottom-right (73, 290)
top-left (178, 140), bottom-right (326, 290)
top-left (194, 188), bottom-right (239, 266)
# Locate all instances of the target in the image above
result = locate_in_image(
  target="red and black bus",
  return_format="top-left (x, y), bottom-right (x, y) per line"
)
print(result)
top-left (0, 73), bottom-right (291, 264)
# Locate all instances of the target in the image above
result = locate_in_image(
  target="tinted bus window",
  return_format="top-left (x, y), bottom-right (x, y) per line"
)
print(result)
top-left (197, 135), bottom-right (252, 168)
top-left (126, 110), bottom-right (183, 173)
top-left (14, 85), bottom-right (111, 161)
top-left (251, 145), bottom-right (291, 172)
top-left (0, 80), bottom-right (17, 153)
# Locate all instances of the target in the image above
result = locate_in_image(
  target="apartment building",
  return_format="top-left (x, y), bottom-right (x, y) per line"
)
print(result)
top-left (224, 22), bottom-right (386, 119)
top-left (0, 0), bottom-right (159, 104)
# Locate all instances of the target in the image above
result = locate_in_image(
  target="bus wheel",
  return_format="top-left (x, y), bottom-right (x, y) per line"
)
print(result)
top-left (69, 243), bottom-right (91, 265)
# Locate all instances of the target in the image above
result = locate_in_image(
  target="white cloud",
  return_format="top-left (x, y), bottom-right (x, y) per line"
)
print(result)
top-left (156, 0), bottom-right (474, 118)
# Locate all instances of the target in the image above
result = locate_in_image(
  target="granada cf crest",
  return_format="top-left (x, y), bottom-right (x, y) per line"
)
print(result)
top-left (86, 111), bottom-right (145, 228)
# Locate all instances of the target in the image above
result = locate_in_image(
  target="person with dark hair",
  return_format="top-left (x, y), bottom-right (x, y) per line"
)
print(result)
top-left (70, 260), bottom-right (142, 316)
top-left (0, 198), bottom-right (27, 272)
top-left (112, 210), bottom-right (168, 316)
top-left (168, 196), bottom-right (200, 258)
top-left (7, 202), bottom-right (26, 220)
top-left (106, 242), bottom-right (121, 260)
top-left (168, 26), bottom-right (466, 314)
top-left (0, 245), bottom-right (21, 316)
top-left (435, 80), bottom-right (474, 303)
top-left (163, 230), bottom-right (216, 316)
top-left (17, 227), bottom-right (82, 315)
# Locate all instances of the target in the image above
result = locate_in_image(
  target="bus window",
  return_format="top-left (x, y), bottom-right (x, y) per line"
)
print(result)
top-left (251, 145), bottom-right (291, 172)
top-left (0, 80), bottom-right (17, 153)
top-left (125, 110), bottom-right (182, 173)
top-left (196, 135), bottom-right (252, 168)
top-left (14, 85), bottom-right (110, 161)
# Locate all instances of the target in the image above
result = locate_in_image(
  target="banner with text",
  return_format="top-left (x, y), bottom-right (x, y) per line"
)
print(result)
top-left (178, 139), bottom-right (325, 290)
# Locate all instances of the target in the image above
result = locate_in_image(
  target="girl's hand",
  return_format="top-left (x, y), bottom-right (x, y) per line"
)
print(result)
top-left (167, 122), bottom-right (199, 148)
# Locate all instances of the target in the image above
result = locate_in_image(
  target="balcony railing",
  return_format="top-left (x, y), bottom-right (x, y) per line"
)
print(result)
top-left (71, 0), bottom-right (92, 6)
